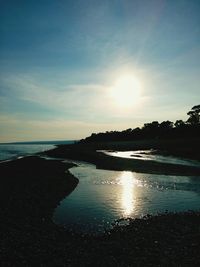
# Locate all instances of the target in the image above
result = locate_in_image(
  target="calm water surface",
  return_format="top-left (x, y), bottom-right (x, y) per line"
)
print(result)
top-left (54, 155), bottom-right (200, 233)
top-left (0, 144), bottom-right (55, 161)
top-left (99, 150), bottom-right (200, 167)
top-left (0, 141), bottom-right (74, 161)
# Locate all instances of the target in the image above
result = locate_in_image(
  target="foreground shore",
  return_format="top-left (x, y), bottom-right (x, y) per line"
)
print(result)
top-left (0, 156), bottom-right (200, 266)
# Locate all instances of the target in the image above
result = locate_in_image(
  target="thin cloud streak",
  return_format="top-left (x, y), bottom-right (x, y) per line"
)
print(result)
top-left (1, 74), bottom-right (110, 111)
top-left (0, 73), bottom-right (150, 119)
top-left (0, 114), bottom-right (134, 142)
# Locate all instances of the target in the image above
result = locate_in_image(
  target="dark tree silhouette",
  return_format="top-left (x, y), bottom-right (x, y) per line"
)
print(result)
top-left (80, 105), bottom-right (200, 143)
top-left (160, 121), bottom-right (173, 130)
top-left (174, 120), bottom-right (185, 128)
top-left (143, 121), bottom-right (159, 130)
top-left (187, 105), bottom-right (200, 125)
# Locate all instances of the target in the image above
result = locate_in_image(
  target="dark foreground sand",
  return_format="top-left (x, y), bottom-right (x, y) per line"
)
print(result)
top-left (0, 156), bottom-right (200, 266)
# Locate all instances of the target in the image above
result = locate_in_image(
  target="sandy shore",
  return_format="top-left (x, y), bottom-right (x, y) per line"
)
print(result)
top-left (0, 155), bottom-right (200, 266)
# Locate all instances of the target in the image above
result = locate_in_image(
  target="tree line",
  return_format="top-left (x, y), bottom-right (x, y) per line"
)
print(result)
top-left (81, 105), bottom-right (200, 143)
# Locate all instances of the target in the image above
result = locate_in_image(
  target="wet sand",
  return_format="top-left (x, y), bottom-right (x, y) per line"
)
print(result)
top-left (0, 155), bottom-right (200, 266)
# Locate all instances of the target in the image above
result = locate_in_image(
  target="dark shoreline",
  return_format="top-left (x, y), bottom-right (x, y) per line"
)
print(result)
top-left (44, 140), bottom-right (200, 176)
top-left (0, 154), bottom-right (200, 266)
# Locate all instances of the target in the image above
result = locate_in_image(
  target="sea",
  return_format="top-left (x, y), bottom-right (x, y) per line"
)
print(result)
top-left (0, 140), bottom-right (75, 161)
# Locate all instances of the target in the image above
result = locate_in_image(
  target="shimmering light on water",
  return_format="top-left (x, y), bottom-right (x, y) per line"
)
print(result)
top-left (99, 150), bottom-right (200, 167)
top-left (120, 172), bottom-right (135, 216)
top-left (53, 160), bottom-right (200, 233)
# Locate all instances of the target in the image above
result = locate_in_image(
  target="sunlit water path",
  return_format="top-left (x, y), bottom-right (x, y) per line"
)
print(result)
top-left (54, 157), bottom-right (200, 233)
top-left (98, 150), bottom-right (200, 167)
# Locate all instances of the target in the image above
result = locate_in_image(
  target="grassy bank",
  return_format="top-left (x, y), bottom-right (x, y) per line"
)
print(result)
top-left (44, 138), bottom-right (200, 176)
top-left (0, 156), bottom-right (200, 266)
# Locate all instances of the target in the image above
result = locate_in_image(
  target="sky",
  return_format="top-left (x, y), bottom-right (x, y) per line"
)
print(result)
top-left (0, 0), bottom-right (200, 142)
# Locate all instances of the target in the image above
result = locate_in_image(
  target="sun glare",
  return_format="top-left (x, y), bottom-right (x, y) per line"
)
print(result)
top-left (110, 74), bottom-right (141, 108)
top-left (120, 171), bottom-right (135, 217)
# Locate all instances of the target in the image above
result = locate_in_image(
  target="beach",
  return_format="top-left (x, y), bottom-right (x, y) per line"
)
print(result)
top-left (0, 144), bottom-right (200, 266)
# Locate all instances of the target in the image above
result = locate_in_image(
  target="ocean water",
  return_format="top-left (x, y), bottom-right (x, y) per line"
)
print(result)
top-left (0, 140), bottom-right (74, 161)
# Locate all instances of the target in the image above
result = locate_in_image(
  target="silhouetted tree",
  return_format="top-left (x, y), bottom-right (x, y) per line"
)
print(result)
top-left (142, 121), bottom-right (160, 138)
top-left (174, 120), bottom-right (185, 128)
top-left (80, 105), bottom-right (200, 143)
top-left (187, 105), bottom-right (200, 125)
top-left (160, 121), bottom-right (173, 130)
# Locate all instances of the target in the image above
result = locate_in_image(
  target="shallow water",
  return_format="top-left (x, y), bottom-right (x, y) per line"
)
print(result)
top-left (98, 150), bottom-right (200, 167)
top-left (53, 160), bottom-right (200, 233)
top-left (0, 141), bottom-right (74, 161)
top-left (0, 144), bottom-right (55, 161)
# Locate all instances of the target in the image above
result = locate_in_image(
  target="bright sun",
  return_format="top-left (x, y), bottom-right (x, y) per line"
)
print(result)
top-left (110, 74), bottom-right (141, 108)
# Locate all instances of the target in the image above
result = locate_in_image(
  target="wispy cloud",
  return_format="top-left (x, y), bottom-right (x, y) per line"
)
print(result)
top-left (0, 114), bottom-right (134, 142)
top-left (1, 73), bottom-right (152, 122)
top-left (0, 74), bottom-right (112, 115)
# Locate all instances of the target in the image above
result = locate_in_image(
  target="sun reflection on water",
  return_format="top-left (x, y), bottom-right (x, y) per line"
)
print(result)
top-left (119, 171), bottom-right (136, 217)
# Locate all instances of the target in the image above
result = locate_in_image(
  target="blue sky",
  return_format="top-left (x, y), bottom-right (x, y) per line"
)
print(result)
top-left (0, 0), bottom-right (200, 142)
